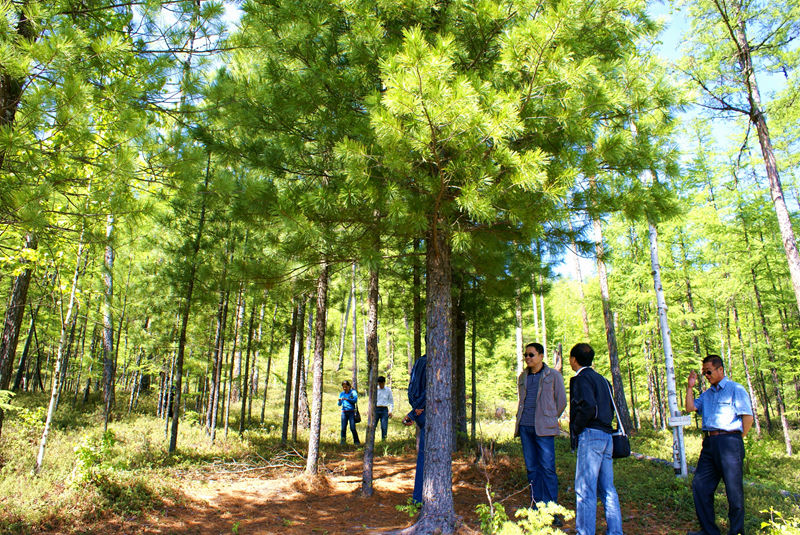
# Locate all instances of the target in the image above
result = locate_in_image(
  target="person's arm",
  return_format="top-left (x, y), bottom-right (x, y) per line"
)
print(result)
top-left (555, 372), bottom-right (567, 415)
top-left (571, 375), bottom-right (596, 434)
top-left (686, 370), bottom-right (697, 413)
top-left (351, 390), bottom-right (358, 403)
top-left (388, 388), bottom-right (394, 415)
top-left (741, 414), bottom-right (753, 437)
top-left (338, 393), bottom-right (343, 406)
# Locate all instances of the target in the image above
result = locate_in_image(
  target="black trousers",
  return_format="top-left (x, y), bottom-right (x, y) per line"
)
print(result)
top-left (692, 434), bottom-right (745, 535)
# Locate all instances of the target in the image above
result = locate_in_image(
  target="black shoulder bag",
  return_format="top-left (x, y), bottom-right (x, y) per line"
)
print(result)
top-left (605, 380), bottom-right (631, 459)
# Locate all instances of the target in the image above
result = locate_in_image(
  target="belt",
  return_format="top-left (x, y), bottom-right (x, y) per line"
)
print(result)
top-left (703, 430), bottom-right (742, 437)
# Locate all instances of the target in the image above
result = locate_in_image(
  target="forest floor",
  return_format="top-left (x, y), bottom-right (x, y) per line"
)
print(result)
top-left (28, 444), bottom-right (711, 535)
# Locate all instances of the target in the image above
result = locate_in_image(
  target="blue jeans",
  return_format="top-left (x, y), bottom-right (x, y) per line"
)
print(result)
top-left (374, 406), bottom-right (389, 440)
top-left (692, 434), bottom-right (745, 535)
top-left (519, 426), bottom-right (558, 504)
top-left (341, 410), bottom-right (360, 444)
top-left (575, 428), bottom-right (623, 535)
top-left (412, 411), bottom-right (425, 504)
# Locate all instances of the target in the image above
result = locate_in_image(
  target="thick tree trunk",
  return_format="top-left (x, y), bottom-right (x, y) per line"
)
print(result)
top-left (0, 232), bottom-right (37, 435)
top-left (281, 303), bottom-right (298, 444)
top-left (306, 262), bottom-right (329, 475)
top-left (362, 258), bottom-right (380, 497)
top-left (407, 222), bottom-right (457, 534)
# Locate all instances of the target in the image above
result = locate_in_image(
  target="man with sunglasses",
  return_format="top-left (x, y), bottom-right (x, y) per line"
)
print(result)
top-left (685, 355), bottom-right (753, 535)
top-left (514, 342), bottom-right (567, 508)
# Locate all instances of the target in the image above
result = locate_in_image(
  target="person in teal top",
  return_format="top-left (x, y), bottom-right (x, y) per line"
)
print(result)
top-left (338, 380), bottom-right (360, 445)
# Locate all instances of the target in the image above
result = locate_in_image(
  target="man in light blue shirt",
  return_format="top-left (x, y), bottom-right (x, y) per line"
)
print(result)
top-left (685, 355), bottom-right (753, 535)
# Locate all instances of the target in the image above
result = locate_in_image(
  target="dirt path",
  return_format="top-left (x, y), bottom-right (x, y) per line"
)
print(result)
top-left (43, 450), bottom-right (696, 534)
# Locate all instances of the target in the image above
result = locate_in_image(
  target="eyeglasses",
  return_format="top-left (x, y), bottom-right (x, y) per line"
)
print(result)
top-left (524, 353), bottom-right (537, 358)
top-left (702, 367), bottom-right (721, 376)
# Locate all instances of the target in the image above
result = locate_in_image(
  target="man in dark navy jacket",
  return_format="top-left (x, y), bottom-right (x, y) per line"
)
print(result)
top-left (569, 343), bottom-right (623, 535)
top-left (403, 354), bottom-right (427, 505)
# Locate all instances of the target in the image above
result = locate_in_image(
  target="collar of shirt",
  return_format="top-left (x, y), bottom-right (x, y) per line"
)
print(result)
top-left (711, 376), bottom-right (730, 392)
top-left (575, 366), bottom-right (587, 376)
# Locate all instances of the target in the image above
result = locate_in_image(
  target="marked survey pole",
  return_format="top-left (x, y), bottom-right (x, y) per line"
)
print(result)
top-left (648, 219), bottom-right (689, 478)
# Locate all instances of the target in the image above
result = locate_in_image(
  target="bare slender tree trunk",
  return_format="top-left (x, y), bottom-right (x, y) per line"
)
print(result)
top-left (35, 230), bottom-right (85, 472)
top-left (470, 311), bottom-right (477, 442)
top-left (593, 216), bottom-right (633, 433)
top-left (413, 238), bottom-right (423, 363)
top-left (569, 219), bottom-right (590, 338)
top-left (281, 303), bottom-right (298, 444)
top-left (723, 3), bottom-right (800, 319)
top-left (292, 299), bottom-right (306, 441)
top-left (261, 304), bottom-right (278, 424)
top-left (351, 263), bottom-right (359, 390)
top-left (239, 297), bottom-right (256, 436)
top-left (648, 219), bottom-right (688, 477)
top-left (306, 262), bottom-right (329, 475)
top-left (732, 300), bottom-right (761, 436)
top-left (337, 284), bottom-right (352, 371)
top-left (362, 256), bottom-right (380, 497)
top-left (102, 214), bottom-right (115, 432)
top-left (531, 275), bottom-right (540, 340)
top-left (514, 287), bottom-right (524, 374)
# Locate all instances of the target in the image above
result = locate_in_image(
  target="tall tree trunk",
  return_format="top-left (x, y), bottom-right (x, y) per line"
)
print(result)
top-left (514, 287), bottom-right (524, 374)
top-left (102, 214), bottom-right (115, 432)
top-left (239, 296), bottom-right (256, 436)
top-left (169, 161), bottom-right (208, 451)
top-left (678, 232), bottom-right (702, 358)
top-left (231, 285), bottom-right (245, 404)
top-left (412, 238), bottom-right (423, 363)
top-left (0, 232), bottom-right (37, 435)
top-left (539, 279), bottom-right (548, 357)
top-left (569, 219), bottom-right (591, 338)
top-left (281, 303), bottom-right (298, 444)
top-left (337, 284), bottom-right (352, 371)
top-left (452, 275), bottom-right (467, 449)
top-left (261, 304), bottom-right (279, 424)
top-left (362, 255), bottom-right (380, 497)
top-left (593, 217), bottom-right (633, 433)
top-left (470, 309), bottom-right (477, 442)
top-left (35, 229), bottom-right (85, 471)
top-left (731, 300), bottom-right (761, 435)
top-left (409, 221), bottom-right (456, 534)
top-left (648, 219), bottom-right (688, 477)
top-left (306, 262), bottom-right (329, 475)
top-left (351, 263), bottom-right (359, 390)
top-left (749, 266), bottom-right (792, 454)
top-left (292, 299), bottom-right (306, 441)
top-left (531, 275), bottom-right (540, 340)
top-left (12, 306), bottom-right (38, 391)
top-left (208, 287), bottom-right (230, 443)
top-left (722, 2), bottom-right (800, 318)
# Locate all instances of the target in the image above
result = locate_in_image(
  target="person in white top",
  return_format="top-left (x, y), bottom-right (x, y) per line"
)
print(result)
top-left (374, 376), bottom-right (394, 441)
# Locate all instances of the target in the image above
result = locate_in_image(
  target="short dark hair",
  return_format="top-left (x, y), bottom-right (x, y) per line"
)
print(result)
top-left (342, 380), bottom-right (351, 387)
top-left (525, 342), bottom-right (544, 355)
top-left (377, 376), bottom-right (386, 383)
top-left (703, 355), bottom-right (724, 369)
top-left (570, 343), bottom-right (594, 367)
